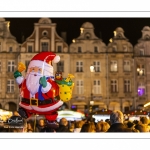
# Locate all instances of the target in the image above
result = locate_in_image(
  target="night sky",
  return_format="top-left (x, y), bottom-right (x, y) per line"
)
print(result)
top-left (5, 18), bottom-right (150, 46)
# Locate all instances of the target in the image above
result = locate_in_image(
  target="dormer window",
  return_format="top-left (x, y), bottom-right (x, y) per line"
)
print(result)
top-left (112, 45), bottom-right (117, 52)
top-left (42, 30), bottom-right (48, 36)
top-left (123, 45), bottom-right (127, 52)
top-left (144, 35), bottom-right (150, 40)
top-left (139, 49), bottom-right (144, 56)
top-left (94, 46), bottom-right (98, 53)
top-left (57, 46), bottom-right (62, 53)
top-left (117, 33), bottom-right (122, 38)
top-left (85, 33), bottom-right (91, 39)
top-left (9, 47), bottom-right (12, 52)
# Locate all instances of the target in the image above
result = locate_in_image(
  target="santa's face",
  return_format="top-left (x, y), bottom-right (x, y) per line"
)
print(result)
top-left (26, 67), bottom-right (43, 95)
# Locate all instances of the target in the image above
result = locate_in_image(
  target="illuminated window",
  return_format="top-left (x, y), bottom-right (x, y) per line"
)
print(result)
top-left (138, 83), bottom-right (145, 96)
top-left (124, 80), bottom-right (131, 92)
top-left (93, 80), bottom-right (101, 94)
top-left (124, 60), bottom-right (131, 71)
top-left (137, 65), bottom-right (145, 76)
top-left (7, 60), bottom-right (15, 72)
top-left (110, 60), bottom-right (117, 72)
top-left (7, 79), bottom-right (15, 93)
top-left (93, 61), bottom-right (100, 72)
top-left (76, 80), bottom-right (84, 94)
top-left (57, 61), bottom-right (64, 72)
top-left (111, 79), bottom-right (118, 92)
top-left (76, 61), bottom-right (83, 72)
top-left (41, 42), bottom-right (48, 51)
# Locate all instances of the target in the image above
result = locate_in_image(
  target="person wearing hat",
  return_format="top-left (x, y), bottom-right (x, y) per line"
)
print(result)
top-left (14, 52), bottom-right (63, 122)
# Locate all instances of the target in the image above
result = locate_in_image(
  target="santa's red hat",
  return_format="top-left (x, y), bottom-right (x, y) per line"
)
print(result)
top-left (28, 52), bottom-right (60, 70)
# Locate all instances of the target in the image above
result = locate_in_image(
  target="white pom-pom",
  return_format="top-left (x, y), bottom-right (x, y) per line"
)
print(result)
top-left (53, 55), bottom-right (60, 63)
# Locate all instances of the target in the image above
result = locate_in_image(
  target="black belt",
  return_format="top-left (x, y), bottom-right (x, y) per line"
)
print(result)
top-left (22, 95), bottom-right (60, 106)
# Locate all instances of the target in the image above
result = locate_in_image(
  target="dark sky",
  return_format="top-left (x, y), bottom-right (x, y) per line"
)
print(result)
top-left (5, 18), bottom-right (150, 46)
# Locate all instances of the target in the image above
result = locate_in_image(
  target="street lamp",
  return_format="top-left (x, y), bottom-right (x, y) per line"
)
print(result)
top-left (137, 66), bottom-right (144, 76)
top-left (89, 65), bottom-right (95, 113)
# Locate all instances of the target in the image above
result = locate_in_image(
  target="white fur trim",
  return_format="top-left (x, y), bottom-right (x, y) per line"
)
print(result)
top-left (16, 76), bottom-right (24, 85)
top-left (32, 100), bottom-right (63, 112)
top-left (53, 55), bottom-right (60, 63)
top-left (19, 100), bottom-right (63, 112)
top-left (41, 82), bottom-right (52, 93)
top-left (28, 60), bottom-right (51, 69)
top-left (19, 102), bottom-right (33, 110)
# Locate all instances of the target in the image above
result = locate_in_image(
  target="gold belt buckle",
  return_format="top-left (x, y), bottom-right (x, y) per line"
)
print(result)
top-left (30, 98), bottom-right (38, 106)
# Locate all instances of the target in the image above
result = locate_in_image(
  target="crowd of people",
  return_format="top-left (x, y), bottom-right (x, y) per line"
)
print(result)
top-left (0, 110), bottom-right (150, 133)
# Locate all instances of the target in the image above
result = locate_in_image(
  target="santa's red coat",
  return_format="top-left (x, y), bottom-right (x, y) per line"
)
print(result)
top-left (18, 78), bottom-right (63, 121)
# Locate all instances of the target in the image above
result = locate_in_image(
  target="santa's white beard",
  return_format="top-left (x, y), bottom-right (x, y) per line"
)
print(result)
top-left (26, 73), bottom-right (42, 95)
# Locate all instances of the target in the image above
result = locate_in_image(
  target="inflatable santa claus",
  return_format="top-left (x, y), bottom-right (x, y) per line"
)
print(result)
top-left (14, 52), bottom-right (63, 121)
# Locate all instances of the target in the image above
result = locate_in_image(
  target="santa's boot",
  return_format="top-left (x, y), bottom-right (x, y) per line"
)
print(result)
top-left (18, 107), bottom-right (29, 119)
top-left (45, 111), bottom-right (58, 122)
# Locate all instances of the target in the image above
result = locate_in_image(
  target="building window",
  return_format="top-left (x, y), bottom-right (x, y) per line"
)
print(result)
top-left (124, 80), bottom-right (131, 92)
top-left (124, 106), bottom-right (129, 112)
top-left (138, 83), bottom-right (145, 96)
top-left (41, 42), bottom-right (48, 51)
top-left (76, 61), bottom-right (83, 72)
top-left (93, 61), bottom-right (100, 72)
top-left (9, 47), bottom-right (12, 52)
top-left (93, 80), bottom-right (101, 94)
top-left (42, 31), bottom-right (48, 36)
top-left (28, 46), bottom-right (32, 52)
top-left (139, 49), bottom-right (144, 56)
top-left (25, 60), bottom-right (30, 72)
top-left (7, 79), bottom-right (15, 93)
top-left (111, 80), bottom-right (118, 92)
top-left (112, 45), bottom-right (117, 52)
top-left (94, 46), bottom-right (98, 53)
top-left (123, 45), bottom-right (128, 52)
top-left (78, 47), bottom-right (82, 53)
top-left (57, 46), bottom-right (62, 53)
top-left (110, 60), bottom-right (117, 72)
top-left (57, 61), bottom-right (64, 72)
top-left (124, 60), bottom-right (131, 72)
top-left (7, 60), bottom-right (15, 72)
top-left (76, 80), bottom-right (84, 94)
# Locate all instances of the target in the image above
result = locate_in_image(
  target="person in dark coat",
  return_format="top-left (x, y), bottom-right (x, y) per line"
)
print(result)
top-left (56, 118), bottom-right (70, 132)
top-left (107, 110), bottom-right (139, 132)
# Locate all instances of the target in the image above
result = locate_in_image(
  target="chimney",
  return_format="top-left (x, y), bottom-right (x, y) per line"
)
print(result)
top-left (61, 32), bottom-right (67, 42)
